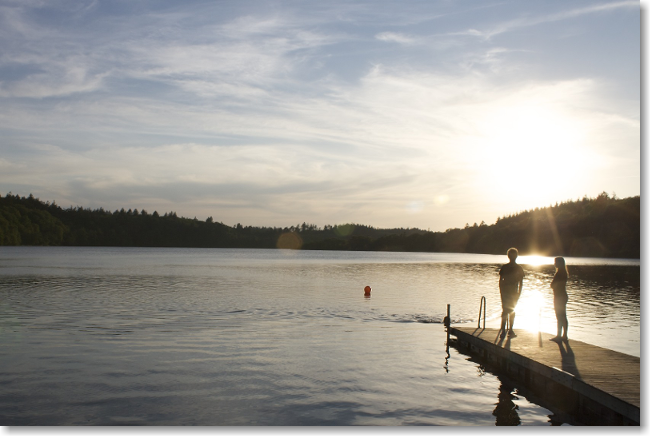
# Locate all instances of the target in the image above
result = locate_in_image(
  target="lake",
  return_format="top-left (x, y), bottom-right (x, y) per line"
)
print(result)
top-left (0, 247), bottom-right (640, 425)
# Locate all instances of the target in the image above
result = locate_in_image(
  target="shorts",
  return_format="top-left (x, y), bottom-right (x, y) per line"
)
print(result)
top-left (553, 294), bottom-right (568, 314)
top-left (500, 289), bottom-right (520, 314)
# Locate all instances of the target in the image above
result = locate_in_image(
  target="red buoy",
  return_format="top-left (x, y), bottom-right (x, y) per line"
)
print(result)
top-left (364, 285), bottom-right (371, 296)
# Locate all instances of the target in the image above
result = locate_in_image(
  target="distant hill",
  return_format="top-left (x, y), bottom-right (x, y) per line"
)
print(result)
top-left (0, 191), bottom-right (640, 258)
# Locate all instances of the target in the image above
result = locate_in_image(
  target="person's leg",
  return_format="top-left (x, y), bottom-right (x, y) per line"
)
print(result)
top-left (499, 292), bottom-right (508, 337)
top-left (560, 308), bottom-right (568, 340)
top-left (505, 291), bottom-right (517, 336)
top-left (507, 311), bottom-right (516, 336)
top-left (550, 299), bottom-right (562, 341)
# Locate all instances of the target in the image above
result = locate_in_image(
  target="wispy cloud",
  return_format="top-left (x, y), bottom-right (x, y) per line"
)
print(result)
top-left (456, 0), bottom-right (638, 40)
top-left (375, 32), bottom-right (416, 45)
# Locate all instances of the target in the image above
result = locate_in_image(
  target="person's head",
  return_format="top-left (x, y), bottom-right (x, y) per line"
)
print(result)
top-left (554, 256), bottom-right (566, 270)
top-left (507, 247), bottom-right (518, 261)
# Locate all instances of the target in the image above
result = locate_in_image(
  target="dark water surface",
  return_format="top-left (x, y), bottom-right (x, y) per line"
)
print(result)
top-left (0, 247), bottom-right (640, 425)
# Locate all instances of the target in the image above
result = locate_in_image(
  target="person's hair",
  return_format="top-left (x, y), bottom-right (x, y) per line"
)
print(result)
top-left (507, 247), bottom-right (518, 260)
top-left (554, 256), bottom-right (569, 277)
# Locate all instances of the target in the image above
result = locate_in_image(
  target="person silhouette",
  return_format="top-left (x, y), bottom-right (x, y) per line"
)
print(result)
top-left (499, 247), bottom-right (524, 338)
top-left (492, 380), bottom-right (521, 426)
top-left (550, 256), bottom-right (569, 342)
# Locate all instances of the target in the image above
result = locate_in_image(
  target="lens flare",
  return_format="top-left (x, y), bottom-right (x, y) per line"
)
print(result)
top-left (276, 232), bottom-right (302, 250)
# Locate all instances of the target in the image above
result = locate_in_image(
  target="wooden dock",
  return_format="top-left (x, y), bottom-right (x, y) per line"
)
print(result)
top-left (449, 327), bottom-right (640, 425)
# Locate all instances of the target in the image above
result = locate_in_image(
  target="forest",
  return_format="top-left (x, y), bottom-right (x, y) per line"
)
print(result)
top-left (0, 191), bottom-right (640, 259)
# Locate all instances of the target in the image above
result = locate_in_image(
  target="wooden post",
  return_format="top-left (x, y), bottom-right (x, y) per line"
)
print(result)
top-left (445, 303), bottom-right (451, 344)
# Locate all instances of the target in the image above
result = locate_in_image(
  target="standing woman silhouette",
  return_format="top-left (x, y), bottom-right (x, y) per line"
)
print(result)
top-left (550, 257), bottom-right (569, 342)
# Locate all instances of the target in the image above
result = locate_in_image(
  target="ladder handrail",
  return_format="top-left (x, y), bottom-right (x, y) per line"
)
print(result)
top-left (478, 296), bottom-right (486, 329)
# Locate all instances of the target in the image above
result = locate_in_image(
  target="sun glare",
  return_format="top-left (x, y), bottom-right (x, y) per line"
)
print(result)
top-left (518, 255), bottom-right (554, 266)
top-left (472, 100), bottom-right (588, 206)
top-left (512, 289), bottom-right (546, 332)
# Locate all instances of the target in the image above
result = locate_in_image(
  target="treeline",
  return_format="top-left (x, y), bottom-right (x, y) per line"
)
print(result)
top-left (0, 191), bottom-right (640, 258)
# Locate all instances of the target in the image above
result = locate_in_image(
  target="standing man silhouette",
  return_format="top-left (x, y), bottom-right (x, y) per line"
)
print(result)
top-left (499, 247), bottom-right (524, 338)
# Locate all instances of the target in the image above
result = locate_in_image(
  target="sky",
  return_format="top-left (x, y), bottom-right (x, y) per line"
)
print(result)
top-left (0, 0), bottom-right (641, 231)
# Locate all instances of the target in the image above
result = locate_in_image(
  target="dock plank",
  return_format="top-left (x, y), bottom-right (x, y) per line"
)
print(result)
top-left (450, 327), bottom-right (639, 418)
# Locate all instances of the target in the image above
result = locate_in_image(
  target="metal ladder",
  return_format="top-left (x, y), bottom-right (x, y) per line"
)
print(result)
top-left (477, 296), bottom-right (486, 329)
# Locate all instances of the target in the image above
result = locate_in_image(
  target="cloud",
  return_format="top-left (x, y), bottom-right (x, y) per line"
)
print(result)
top-left (0, 4), bottom-right (340, 101)
top-left (457, 0), bottom-right (638, 40)
top-left (0, 65), bottom-right (108, 98)
top-left (375, 32), bottom-right (415, 44)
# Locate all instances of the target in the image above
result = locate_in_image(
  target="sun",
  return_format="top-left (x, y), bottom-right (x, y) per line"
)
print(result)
top-left (470, 101), bottom-right (588, 206)
top-left (518, 255), bottom-right (554, 266)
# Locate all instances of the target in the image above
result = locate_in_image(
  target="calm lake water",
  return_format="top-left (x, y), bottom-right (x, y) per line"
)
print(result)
top-left (0, 247), bottom-right (640, 426)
